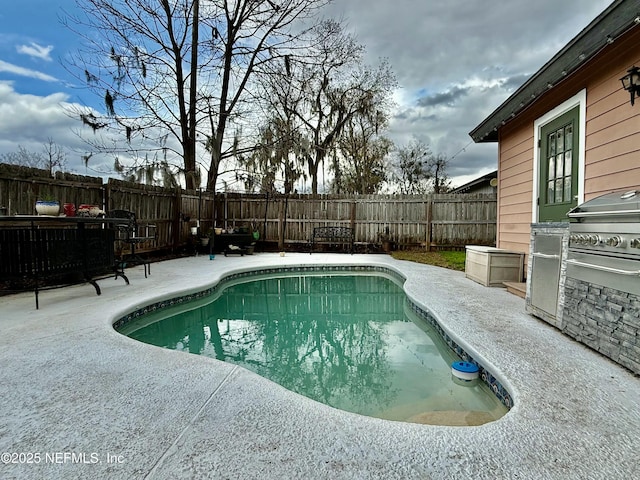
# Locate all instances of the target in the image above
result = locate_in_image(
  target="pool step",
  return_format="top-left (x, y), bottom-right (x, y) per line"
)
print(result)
top-left (503, 281), bottom-right (526, 299)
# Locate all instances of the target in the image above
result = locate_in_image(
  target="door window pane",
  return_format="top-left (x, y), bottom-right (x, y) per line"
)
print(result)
top-left (564, 177), bottom-right (572, 202)
top-left (565, 125), bottom-right (573, 150)
top-left (555, 179), bottom-right (563, 203)
top-left (556, 128), bottom-right (564, 153)
top-left (556, 154), bottom-right (564, 178)
top-left (564, 151), bottom-right (572, 176)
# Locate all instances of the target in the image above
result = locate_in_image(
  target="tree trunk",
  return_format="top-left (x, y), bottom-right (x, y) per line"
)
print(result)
top-left (185, 0), bottom-right (199, 191)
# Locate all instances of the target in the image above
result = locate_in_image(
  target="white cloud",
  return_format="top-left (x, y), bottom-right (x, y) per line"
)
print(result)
top-left (17, 42), bottom-right (54, 62)
top-left (0, 82), bottom-right (113, 176)
top-left (0, 59), bottom-right (58, 82)
top-left (0, 82), bottom-right (190, 182)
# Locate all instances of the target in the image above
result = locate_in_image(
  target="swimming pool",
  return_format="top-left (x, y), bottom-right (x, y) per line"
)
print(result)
top-left (116, 267), bottom-right (509, 425)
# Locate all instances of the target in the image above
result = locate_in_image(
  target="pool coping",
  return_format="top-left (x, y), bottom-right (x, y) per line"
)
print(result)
top-left (1, 253), bottom-right (639, 479)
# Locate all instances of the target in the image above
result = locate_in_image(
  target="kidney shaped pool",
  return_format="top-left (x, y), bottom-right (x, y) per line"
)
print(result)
top-left (115, 269), bottom-right (508, 425)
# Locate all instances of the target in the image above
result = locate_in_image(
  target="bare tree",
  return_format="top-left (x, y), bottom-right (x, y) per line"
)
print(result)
top-left (283, 19), bottom-right (396, 195)
top-left (42, 138), bottom-right (69, 176)
top-left (203, 0), bottom-right (329, 192)
top-left (240, 114), bottom-right (306, 194)
top-left (334, 112), bottom-right (392, 194)
top-left (391, 139), bottom-right (432, 195)
top-left (390, 139), bottom-right (451, 194)
top-left (0, 146), bottom-right (45, 170)
top-left (333, 68), bottom-right (395, 195)
top-left (65, 0), bottom-right (203, 188)
top-left (249, 19), bottom-right (396, 195)
top-left (0, 140), bottom-right (68, 176)
top-left (430, 153), bottom-right (452, 193)
top-left (66, 0), bottom-right (328, 190)
top-left (241, 47), bottom-right (310, 194)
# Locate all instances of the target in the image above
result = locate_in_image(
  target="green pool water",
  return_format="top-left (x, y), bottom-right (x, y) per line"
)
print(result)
top-left (119, 271), bottom-right (507, 425)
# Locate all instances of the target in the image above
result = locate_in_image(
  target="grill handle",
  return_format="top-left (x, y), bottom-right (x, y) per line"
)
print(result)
top-left (567, 209), bottom-right (640, 218)
top-left (532, 252), bottom-right (560, 260)
top-left (566, 259), bottom-right (640, 276)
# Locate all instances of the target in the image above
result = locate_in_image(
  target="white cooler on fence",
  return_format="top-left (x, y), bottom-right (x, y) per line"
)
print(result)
top-left (465, 246), bottom-right (525, 287)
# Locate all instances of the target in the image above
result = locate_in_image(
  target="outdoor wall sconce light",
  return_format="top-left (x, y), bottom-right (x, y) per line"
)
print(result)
top-left (620, 66), bottom-right (640, 106)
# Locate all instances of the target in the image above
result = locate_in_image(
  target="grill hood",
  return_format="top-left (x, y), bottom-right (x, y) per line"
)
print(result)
top-left (568, 189), bottom-right (640, 221)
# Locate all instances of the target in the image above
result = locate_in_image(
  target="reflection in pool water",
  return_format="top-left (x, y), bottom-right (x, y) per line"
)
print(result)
top-left (119, 272), bottom-right (507, 425)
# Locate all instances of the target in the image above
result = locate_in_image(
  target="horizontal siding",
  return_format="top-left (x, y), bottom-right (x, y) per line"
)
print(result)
top-left (499, 219), bottom-right (531, 234)
top-left (585, 170), bottom-right (640, 198)
top-left (583, 54), bottom-right (640, 198)
top-left (498, 234), bottom-right (530, 258)
top-left (499, 200), bottom-right (533, 216)
top-left (586, 152), bottom-right (640, 179)
top-left (502, 153), bottom-right (533, 178)
top-left (587, 113), bottom-right (638, 150)
top-left (587, 91), bottom-right (628, 124)
top-left (501, 136), bottom-right (533, 170)
top-left (498, 239), bottom-right (530, 253)
top-left (497, 120), bottom-right (534, 255)
top-left (499, 190), bottom-right (533, 206)
top-left (588, 131), bottom-right (640, 160)
top-left (500, 169), bottom-right (533, 190)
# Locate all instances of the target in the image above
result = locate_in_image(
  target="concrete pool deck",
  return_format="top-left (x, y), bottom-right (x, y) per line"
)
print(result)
top-left (1, 253), bottom-right (639, 479)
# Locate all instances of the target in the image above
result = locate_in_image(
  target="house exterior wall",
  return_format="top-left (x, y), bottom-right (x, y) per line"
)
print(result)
top-left (584, 32), bottom-right (640, 199)
top-left (496, 26), bottom-right (640, 258)
top-left (497, 125), bottom-right (534, 254)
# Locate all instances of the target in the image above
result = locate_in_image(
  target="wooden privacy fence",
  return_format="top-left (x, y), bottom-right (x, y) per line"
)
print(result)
top-left (217, 193), bottom-right (497, 250)
top-left (0, 164), bottom-right (104, 216)
top-left (0, 163), bottom-right (496, 252)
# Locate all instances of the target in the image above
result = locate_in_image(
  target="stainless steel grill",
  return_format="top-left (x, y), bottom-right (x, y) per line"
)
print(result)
top-left (562, 189), bottom-right (640, 374)
top-left (567, 189), bottom-right (640, 295)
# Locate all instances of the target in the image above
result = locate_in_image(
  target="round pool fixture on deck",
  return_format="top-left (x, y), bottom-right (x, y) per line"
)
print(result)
top-left (451, 361), bottom-right (479, 381)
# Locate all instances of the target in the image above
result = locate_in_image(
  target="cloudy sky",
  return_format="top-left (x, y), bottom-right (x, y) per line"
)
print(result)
top-left (0, 0), bottom-right (614, 188)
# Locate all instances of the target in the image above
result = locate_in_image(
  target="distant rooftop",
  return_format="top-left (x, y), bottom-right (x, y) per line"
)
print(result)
top-left (451, 170), bottom-right (497, 194)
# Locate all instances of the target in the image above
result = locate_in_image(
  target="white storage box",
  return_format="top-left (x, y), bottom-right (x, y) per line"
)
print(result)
top-left (465, 246), bottom-right (525, 287)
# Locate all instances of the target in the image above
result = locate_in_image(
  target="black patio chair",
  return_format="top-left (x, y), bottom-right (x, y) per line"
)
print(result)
top-left (108, 209), bottom-right (157, 278)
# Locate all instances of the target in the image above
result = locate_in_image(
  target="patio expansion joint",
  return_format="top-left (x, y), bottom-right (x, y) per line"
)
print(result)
top-left (143, 364), bottom-right (240, 479)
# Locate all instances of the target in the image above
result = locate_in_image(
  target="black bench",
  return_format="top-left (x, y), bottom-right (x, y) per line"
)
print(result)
top-left (309, 226), bottom-right (354, 254)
